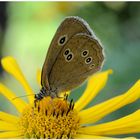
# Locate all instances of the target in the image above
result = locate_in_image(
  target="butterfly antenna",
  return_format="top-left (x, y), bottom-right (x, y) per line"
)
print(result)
top-left (12, 94), bottom-right (35, 100)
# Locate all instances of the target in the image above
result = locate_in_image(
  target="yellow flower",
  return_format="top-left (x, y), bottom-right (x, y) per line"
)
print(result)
top-left (0, 56), bottom-right (140, 139)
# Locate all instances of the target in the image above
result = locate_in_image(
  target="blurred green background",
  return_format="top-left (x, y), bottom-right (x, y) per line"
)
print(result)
top-left (0, 2), bottom-right (140, 138)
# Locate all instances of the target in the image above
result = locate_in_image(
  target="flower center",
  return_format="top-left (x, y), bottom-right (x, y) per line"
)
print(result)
top-left (18, 96), bottom-right (80, 138)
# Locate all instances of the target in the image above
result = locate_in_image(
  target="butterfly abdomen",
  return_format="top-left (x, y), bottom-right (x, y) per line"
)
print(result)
top-left (35, 87), bottom-right (48, 100)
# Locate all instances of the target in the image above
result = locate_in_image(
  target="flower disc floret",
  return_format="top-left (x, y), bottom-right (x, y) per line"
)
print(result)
top-left (19, 97), bottom-right (80, 139)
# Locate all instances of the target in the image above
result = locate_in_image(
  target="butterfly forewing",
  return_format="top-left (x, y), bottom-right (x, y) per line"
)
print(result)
top-left (41, 17), bottom-right (95, 89)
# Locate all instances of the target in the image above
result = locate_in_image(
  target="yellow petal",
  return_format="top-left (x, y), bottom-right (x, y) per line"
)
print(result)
top-left (1, 56), bottom-right (34, 103)
top-left (124, 137), bottom-right (136, 140)
top-left (74, 134), bottom-right (114, 139)
top-left (79, 80), bottom-right (140, 124)
top-left (0, 121), bottom-right (18, 131)
top-left (0, 111), bottom-right (19, 124)
top-left (75, 134), bottom-right (136, 139)
top-left (0, 83), bottom-right (27, 113)
top-left (37, 69), bottom-right (41, 88)
top-left (78, 110), bottom-right (140, 136)
top-left (0, 131), bottom-right (21, 138)
top-left (14, 136), bottom-right (24, 138)
top-left (75, 69), bottom-right (113, 111)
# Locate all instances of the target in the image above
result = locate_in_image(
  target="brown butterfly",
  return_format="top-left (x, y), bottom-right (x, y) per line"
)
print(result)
top-left (35, 16), bottom-right (104, 100)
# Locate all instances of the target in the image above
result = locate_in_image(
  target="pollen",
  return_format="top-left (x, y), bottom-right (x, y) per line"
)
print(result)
top-left (18, 96), bottom-right (80, 138)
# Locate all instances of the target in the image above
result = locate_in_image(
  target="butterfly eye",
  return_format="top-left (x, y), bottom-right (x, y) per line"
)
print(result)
top-left (66, 53), bottom-right (74, 62)
top-left (85, 57), bottom-right (92, 64)
top-left (58, 35), bottom-right (67, 46)
top-left (63, 48), bottom-right (70, 56)
top-left (81, 50), bottom-right (89, 57)
top-left (89, 63), bottom-right (95, 69)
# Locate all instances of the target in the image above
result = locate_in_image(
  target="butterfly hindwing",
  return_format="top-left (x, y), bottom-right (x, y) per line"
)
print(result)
top-left (48, 34), bottom-right (104, 94)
